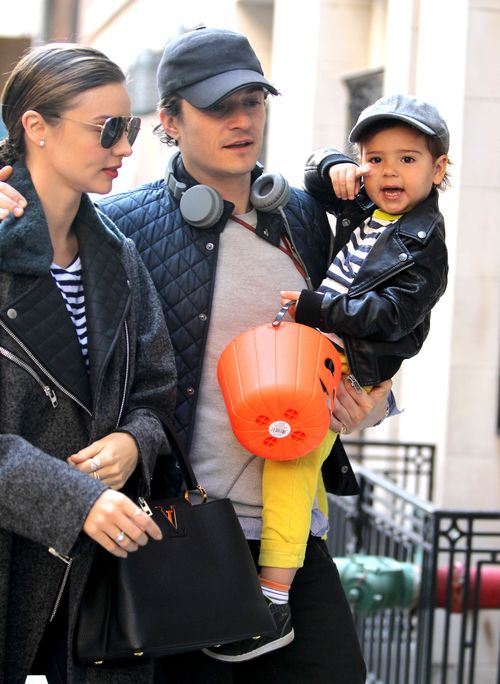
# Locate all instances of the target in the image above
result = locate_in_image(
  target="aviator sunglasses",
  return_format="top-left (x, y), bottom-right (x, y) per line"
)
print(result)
top-left (55, 115), bottom-right (141, 148)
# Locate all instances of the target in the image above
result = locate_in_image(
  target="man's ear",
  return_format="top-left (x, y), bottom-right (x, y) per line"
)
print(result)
top-left (21, 110), bottom-right (47, 147)
top-left (159, 109), bottom-right (179, 142)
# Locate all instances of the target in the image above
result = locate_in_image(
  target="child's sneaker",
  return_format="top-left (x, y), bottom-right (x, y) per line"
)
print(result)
top-left (202, 601), bottom-right (294, 662)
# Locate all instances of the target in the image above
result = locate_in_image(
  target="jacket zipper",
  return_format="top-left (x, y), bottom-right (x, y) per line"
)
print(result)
top-left (115, 320), bottom-right (130, 429)
top-left (90, 285), bottom-right (131, 423)
top-left (2, 314), bottom-right (129, 618)
top-left (0, 345), bottom-right (58, 407)
top-left (48, 547), bottom-right (73, 622)
top-left (0, 318), bottom-right (91, 416)
top-left (0, 319), bottom-right (85, 620)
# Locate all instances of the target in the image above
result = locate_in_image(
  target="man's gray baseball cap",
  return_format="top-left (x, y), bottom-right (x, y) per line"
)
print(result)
top-left (156, 27), bottom-right (279, 109)
top-left (349, 94), bottom-right (449, 153)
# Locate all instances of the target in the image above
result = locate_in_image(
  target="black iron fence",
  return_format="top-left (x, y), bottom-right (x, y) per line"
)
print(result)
top-left (343, 438), bottom-right (435, 501)
top-left (328, 464), bottom-right (500, 684)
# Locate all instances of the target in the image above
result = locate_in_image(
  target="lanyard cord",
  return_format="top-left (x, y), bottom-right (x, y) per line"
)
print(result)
top-left (230, 213), bottom-right (308, 282)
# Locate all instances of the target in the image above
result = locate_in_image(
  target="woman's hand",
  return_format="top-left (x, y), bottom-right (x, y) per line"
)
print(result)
top-left (329, 162), bottom-right (371, 201)
top-left (331, 376), bottom-right (392, 434)
top-left (67, 432), bottom-right (139, 490)
top-left (83, 489), bottom-right (162, 558)
top-left (0, 165), bottom-right (26, 218)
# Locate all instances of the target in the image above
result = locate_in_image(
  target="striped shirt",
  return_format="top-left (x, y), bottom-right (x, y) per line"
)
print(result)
top-left (50, 256), bottom-right (88, 366)
top-left (319, 210), bottom-right (400, 348)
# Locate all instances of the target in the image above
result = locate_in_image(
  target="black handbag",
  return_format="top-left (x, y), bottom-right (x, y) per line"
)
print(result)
top-left (75, 415), bottom-right (275, 665)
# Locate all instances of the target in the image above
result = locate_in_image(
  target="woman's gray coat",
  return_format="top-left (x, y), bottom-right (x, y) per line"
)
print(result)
top-left (0, 164), bottom-right (177, 683)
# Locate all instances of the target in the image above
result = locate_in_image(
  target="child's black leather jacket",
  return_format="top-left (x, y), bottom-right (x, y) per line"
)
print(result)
top-left (301, 147), bottom-right (448, 385)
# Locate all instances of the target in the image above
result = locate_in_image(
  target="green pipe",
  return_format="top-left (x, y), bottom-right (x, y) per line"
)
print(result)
top-left (335, 555), bottom-right (420, 614)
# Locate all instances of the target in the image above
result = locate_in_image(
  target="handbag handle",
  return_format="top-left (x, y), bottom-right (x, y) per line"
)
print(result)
top-left (133, 407), bottom-right (205, 500)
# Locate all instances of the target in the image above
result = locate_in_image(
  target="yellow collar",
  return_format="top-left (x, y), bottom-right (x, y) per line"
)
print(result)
top-left (373, 209), bottom-right (403, 222)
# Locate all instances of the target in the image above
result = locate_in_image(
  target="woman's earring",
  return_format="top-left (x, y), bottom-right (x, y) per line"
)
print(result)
top-left (39, 140), bottom-right (45, 147)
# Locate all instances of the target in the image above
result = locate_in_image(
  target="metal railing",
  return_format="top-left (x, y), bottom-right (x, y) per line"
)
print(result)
top-left (343, 438), bottom-right (435, 501)
top-left (328, 465), bottom-right (500, 684)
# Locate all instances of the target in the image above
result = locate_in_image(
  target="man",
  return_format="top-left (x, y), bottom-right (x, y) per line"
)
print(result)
top-left (0, 27), bottom-right (391, 682)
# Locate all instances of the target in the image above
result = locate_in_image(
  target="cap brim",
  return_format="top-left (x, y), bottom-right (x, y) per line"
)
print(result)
top-left (178, 69), bottom-right (279, 109)
top-left (349, 113), bottom-right (436, 142)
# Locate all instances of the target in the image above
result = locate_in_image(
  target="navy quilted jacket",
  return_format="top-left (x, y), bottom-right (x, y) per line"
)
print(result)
top-left (99, 156), bottom-right (360, 495)
top-left (99, 160), bottom-right (334, 443)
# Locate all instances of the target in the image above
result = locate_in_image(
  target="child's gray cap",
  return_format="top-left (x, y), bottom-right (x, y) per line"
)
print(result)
top-left (349, 94), bottom-right (449, 153)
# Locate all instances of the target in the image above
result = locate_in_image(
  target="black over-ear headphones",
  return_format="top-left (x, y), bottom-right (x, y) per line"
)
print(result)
top-left (165, 152), bottom-right (290, 228)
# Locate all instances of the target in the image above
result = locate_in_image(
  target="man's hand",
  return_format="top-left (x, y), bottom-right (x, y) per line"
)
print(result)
top-left (0, 165), bottom-right (26, 218)
top-left (331, 376), bottom-right (392, 434)
top-left (329, 162), bottom-right (371, 201)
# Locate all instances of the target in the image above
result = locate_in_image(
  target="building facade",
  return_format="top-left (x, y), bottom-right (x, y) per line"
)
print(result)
top-left (1, 0), bottom-right (499, 510)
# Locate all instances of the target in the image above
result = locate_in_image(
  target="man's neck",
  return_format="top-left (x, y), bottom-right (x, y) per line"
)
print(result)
top-left (181, 160), bottom-right (253, 214)
top-left (224, 184), bottom-right (253, 215)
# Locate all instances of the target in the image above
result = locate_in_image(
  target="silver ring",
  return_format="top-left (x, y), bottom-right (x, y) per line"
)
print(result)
top-left (340, 424), bottom-right (347, 435)
top-left (115, 531), bottom-right (126, 544)
top-left (92, 471), bottom-right (100, 480)
top-left (90, 457), bottom-right (101, 472)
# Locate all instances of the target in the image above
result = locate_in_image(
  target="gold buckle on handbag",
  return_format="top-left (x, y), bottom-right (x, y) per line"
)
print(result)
top-left (184, 484), bottom-right (208, 504)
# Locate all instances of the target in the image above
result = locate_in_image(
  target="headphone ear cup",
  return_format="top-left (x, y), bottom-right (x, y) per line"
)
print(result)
top-left (180, 185), bottom-right (224, 228)
top-left (250, 173), bottom-right (290, 213)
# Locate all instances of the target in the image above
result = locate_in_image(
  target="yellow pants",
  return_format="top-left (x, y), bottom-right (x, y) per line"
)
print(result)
top-left (259, 429), bottom-right (336, 569)
top-left (258, 348), bottom-right (372, 570)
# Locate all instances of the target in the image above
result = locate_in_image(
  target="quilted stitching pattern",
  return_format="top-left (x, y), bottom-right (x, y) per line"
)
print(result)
top-left (99, 179), bottom-right (333, 445)
top-left (76, 215), bottom-right (131, 396)
top-left (1, 274), bottom-right (91, 407)
top-left (100, 182), bottom-right (215, 443)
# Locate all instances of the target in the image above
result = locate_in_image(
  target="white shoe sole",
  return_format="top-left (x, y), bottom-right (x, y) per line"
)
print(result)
top-left (202, 628), bottom-right (295, 663)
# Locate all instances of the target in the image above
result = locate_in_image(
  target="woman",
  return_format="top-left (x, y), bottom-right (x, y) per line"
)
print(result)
top-left (0, 44), bottom-right (177, 682)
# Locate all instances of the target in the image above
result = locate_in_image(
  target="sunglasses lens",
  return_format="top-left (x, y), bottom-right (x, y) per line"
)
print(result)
top-left (100, 117), bottom-right (125, 149)
top-left (100, 117), bottom-right (141, 148)
top-left (127, 117), bottom-right (141, 146)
